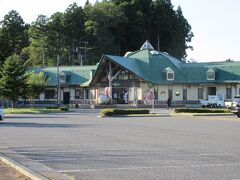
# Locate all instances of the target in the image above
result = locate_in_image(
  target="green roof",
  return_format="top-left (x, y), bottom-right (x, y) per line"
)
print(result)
top-left (31, 41), bottom-right (240, 86)
top-left (181, 61), bottom-right (240, 83)
top-left (90, 46), bottom-right (240, 85)
top-left (30, 65), bottom-right (97, 86)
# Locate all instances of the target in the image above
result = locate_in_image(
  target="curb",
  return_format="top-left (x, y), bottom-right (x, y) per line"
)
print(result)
top-left (193, 113), bottom-right (234, 117)
top-left (0, 150), bottom-right (74, 180)
top-left (98, 114), bottom-right (171, 118)
top-left (0, 152), bottom-right (49, 180)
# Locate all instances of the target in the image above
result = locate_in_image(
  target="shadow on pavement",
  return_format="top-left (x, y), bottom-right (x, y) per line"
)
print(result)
top-left (5, 116), bottom-right (66, 119)
top-left (0, 122), bottom-right (97, 128)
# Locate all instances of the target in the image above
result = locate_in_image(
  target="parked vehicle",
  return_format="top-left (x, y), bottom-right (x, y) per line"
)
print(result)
top-left (0, 107), bottom-right (4, 121)
top-left (230, 96), bottom-right (240, 118)
top-left (224, 101), bottom-right (232, 109)
top-left (200, 95), bottom-right (224, 108)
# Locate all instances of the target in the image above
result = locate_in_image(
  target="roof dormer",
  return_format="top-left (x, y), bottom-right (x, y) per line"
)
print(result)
top-left (59, 71), bottom-right (66, 83)
top-left (164, 67), bottom-right (174, 81)
top-left (206, 68), bottom-right (215, 80)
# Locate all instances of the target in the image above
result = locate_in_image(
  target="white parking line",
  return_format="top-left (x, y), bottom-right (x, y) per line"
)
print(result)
top-left (58, 163), bottom-right (240, 173)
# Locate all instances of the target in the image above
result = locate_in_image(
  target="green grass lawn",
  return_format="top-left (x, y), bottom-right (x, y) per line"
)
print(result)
top-left (3, 108), bottom-right (62, 114)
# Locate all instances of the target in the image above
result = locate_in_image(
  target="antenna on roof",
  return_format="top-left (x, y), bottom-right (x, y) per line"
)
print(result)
top-left (157, 33), bottom-right (160, 51)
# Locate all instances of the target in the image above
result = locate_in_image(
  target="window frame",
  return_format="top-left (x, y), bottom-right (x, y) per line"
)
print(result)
top-left (198, 87), bottom-right (203, 99)
top-left (45, 89), bottom-right (55, 99)
top-left (75, 89), bottom-right (84, 99)
top-left (59, 72), bottom-right (66, 83)
top-left (166, 69), bottom-right (174, 81)
top-left (206, 69), bottom-right (215, 80)
top-left (226, 87), bottom-right (232, 99)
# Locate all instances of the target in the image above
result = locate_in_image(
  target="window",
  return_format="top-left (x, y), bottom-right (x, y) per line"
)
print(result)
top-left (45, 90), bottom-right (55, 99)
top-left (119, 72), bottom-right (128, 80)
top-left (166, 68), bottom-right (174, 81)
top-left (198, 88), bottom-right (203, 99)
top-left (75, 89), bottom-right (84, 99)
top-left (59, 72), bottom-right (66, 83)
top-left (226, 87), bottom-right (232, 99)
top-left (128, 74), bottom-right (133, 80)
top-left (207, 69), bottom-right (215, 80)
top-left (183, 89), bottom-right (187, 100)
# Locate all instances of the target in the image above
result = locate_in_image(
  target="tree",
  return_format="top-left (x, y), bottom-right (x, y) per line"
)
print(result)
top-left (111, 0), bottom-right (193, 60)
top-left (28, 15), bottom-right (51, 66)
top-left (0, 54), bottom-right (28, 108)
top-left (61, 3), bottom-right (86, 65)
top-left (0, 10), bottom-right (28, 64)
top-left (19, 0), bottom-right (194, 66)
top-left (26, 71), bottom-right (48, 106)
top-left (84, 1), bottom-right (127, 64)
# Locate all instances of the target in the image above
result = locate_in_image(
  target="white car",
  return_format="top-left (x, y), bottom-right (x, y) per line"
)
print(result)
top-left (0, 108), bottom-right (4, 121)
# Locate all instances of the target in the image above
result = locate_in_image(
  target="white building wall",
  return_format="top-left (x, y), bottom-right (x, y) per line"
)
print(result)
top-left (187, 85), bottom-right (197, 100)
top-left (232, 85), bottom-right (236, 98)
top-left (128, 87), bottom-right (133, 101)
top-left (70, 88), bottom-right (75, 101)
top-left (172, 85), bottom-right (183, 101)
top-left (237, 84), bottom-right (240, 96)
top-left (157, 85), bottom-right (168, 101)
top-left (137, 87), bottom-right (142, 100)
top-left (216, 85), bottom-right (226, 99)
top-left (39, 93), bottom-right (44, 101)
top-left (139, 82), bottom-right (148, 100)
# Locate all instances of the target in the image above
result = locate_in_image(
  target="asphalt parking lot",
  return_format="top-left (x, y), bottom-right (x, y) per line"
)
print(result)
top-left (1, 110), bottom-right (240, 180)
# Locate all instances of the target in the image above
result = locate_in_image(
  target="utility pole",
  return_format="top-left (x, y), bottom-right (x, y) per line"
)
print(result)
top-left (79, 41), bottom-right (91, 66)
top-left (42, 40), bottom-right (45, 67)
top-left (57, 55), bottom-right (60, 107)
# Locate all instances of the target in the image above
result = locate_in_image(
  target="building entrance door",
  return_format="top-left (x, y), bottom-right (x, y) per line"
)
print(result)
top-left (63, 92), bottom-right (70, 104)
top-left (112, 88), bottom-right (128, 104)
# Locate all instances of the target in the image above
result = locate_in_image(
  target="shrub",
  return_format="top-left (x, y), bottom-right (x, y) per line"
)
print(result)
top-left (59, 107), bottom-right (69, 111)
top-left (46, 106), bottom-right (59, 109)
top-left (99, 101), bottom-right (111, 105)
top-left (174, 108), bottom-right (231, 113)
top-left (100, 108), bottom-right (150, 116)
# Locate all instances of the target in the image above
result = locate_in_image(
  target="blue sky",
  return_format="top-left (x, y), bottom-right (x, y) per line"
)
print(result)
top-left (0, 0), bottom-right (239, 62)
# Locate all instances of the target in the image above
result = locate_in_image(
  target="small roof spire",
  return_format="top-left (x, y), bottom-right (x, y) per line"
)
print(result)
top-left (140, 40), bottom-right (154, 50)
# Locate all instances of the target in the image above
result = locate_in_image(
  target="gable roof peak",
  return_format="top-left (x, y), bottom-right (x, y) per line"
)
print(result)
top-left (140, 40), bottom-right (154, 50)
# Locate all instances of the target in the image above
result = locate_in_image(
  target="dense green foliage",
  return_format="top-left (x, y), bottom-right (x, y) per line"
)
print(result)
top-left (0, 10), bottom-right (29, 65)
top-left (100, 108), bottom-right (150, 116)
top-left (59, 107), bottom-right (69, 111)
top-left (46, 106), bottom-right (69, 111)
top-left (174, 108), bottom-right (231, 113)
top-left (0, 54), bottom-right (28, 107)
top-left (0, 0), bottom-right (193, 66)
top-left (26, 71), bottom-right (48, 105)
